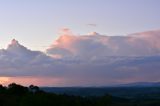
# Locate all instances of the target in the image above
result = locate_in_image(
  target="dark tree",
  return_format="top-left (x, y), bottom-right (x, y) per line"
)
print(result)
top-left (29, 84), bottom-right (40, 93)
top-left (7, 83), bottom-right (29, 95)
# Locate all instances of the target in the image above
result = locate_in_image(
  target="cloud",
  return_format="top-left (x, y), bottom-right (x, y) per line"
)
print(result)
top-left (0, 29), bottom-right (160, 86)
top-left (0, 39), bottom-right (55, 77)
top-left (129, 30), bottom-right (160, 50)
top-left (87, 24), bottom-right (97, 27)
top-left (46, 29), bottom-right (160, 59)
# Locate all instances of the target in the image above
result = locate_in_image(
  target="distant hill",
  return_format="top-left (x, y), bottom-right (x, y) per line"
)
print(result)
top-left (41, 83), bottom-right (160, 99)
top-left (117, 82), bottom-right (160, 87)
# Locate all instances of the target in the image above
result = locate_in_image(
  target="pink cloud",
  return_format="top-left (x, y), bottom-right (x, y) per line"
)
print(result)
top-left (47, 29), bottom-right (160, 58)
top-left (0, 29), bottom-right (160, 86)
top-left (134, 30), bottom-right (160, 49)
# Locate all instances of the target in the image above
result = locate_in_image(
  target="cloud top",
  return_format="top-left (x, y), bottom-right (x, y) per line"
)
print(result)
top-left (47, 29), bottom-right (160, 59)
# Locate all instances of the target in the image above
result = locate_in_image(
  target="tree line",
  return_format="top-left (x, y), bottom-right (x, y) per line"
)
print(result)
top-left (0, 83), bottom-right (159, 106)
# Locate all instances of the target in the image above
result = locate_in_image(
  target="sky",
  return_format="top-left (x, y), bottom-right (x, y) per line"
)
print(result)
top-left (0, 0), bottom-right (160, 50)
top-left (0, 0), bottom-right (160, 86)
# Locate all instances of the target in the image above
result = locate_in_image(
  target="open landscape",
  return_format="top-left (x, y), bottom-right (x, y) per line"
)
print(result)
top-left (0, 83), bottom-right (160, 106)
